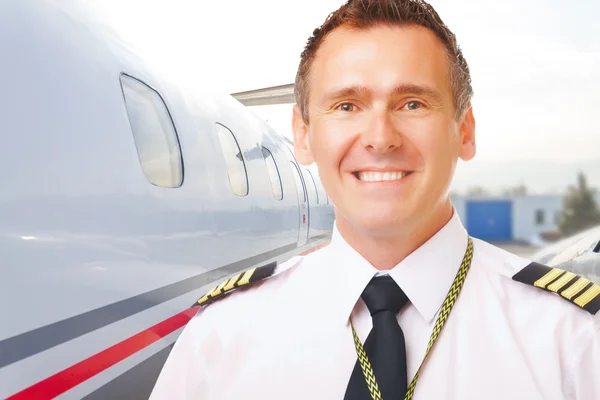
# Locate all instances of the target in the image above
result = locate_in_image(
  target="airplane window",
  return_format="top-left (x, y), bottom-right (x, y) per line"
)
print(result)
top-left (262, 147), bottom-right (283, 200)
top-left (290, 162), bottom-right (307, 203)
top-left (308, 169), bottom-right (324, 205)
top-left (303, 168), bottom-right (319, 204)
top-left (314, 176), bottom-right (328, 206)
top-left (215, 123), bottom-right (249, 196)
top-left (119, 74), bottom-right (183, 188)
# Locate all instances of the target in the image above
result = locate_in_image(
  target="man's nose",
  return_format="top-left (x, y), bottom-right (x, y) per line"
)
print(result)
top-left (360, 111), bottom-right (403, 154)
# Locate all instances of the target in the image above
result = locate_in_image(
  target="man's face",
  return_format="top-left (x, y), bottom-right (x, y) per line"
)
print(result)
top-left (293, 24), bottom-right (475, 238)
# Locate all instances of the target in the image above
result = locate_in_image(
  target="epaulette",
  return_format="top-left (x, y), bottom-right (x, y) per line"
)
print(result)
top-left (512, 262), bottom-right (600, 315)
top-left (191, 261), bottom-right (278, 308)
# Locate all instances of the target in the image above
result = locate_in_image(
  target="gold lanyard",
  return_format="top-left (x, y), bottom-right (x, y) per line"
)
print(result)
top-left (350, 236), bottom-right (474, 400)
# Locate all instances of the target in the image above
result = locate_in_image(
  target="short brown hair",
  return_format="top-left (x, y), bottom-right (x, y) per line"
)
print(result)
top-left (294, 0), bottom-right (473, 122)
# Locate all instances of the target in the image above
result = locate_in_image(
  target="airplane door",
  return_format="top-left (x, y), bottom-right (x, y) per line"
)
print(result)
top-left (290, 161), bottom-right (309, 246)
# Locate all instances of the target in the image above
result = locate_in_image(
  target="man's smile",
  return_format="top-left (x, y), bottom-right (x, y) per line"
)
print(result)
top-left (352, 170), bottom-right (414, 182)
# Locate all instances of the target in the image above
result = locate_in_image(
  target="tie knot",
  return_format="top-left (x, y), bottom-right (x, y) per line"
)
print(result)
top-left (361, 275), bottom-right (409, 316)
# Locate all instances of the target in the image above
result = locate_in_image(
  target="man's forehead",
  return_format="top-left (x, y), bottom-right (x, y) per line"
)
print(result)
top-left (315, 23), bottom-right (445, 57)
top-left (309, 24), bottom-right (451, 93)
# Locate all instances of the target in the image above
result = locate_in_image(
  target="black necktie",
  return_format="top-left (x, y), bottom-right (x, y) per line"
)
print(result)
top-left (344, 275), bottom-right (410, 400)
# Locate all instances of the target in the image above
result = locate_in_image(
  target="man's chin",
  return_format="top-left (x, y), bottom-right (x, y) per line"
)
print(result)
top-left (346, 211), bottom-right (415, 237)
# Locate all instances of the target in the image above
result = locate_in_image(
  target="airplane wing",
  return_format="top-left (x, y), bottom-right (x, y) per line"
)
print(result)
top-left (531, 225), bottom-right (600, 284)
top-left (231, 83), bottom-right (295, 106)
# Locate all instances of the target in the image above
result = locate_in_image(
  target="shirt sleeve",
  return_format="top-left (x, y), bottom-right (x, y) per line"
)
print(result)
top-left (149, 310), bottom-right (209, 399)
top-left (566, 313), bottom-right (600, 400)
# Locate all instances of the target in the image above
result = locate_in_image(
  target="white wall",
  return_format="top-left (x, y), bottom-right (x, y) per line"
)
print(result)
top-left (512, 192), bottom-right (600, 242)
top-left (512, 195), bottom-right (564, 242)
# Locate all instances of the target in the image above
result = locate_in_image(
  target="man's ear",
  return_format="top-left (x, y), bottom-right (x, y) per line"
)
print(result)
top-left (292, 104), bottom-right (315, 165)
top-left (458, 105), bottom-right (476, 162)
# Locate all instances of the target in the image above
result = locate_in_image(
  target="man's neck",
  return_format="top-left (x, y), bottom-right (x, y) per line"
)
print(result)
top-left (335, 203), bottom-right (454, 270)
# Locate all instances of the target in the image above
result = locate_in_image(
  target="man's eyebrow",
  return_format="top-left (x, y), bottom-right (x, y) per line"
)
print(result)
top-left (321, 85), bottom-right (372, 102)
top-left (391, 84), bottom-right (443, 103)
top-left (320, 84), bottom-right (444, 103)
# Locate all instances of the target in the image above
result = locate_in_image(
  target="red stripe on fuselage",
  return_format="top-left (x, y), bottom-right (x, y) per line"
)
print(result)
top-left (7, 307), bottom-right (199, 400)
top-left (7, 242), bottom-right (327, 399)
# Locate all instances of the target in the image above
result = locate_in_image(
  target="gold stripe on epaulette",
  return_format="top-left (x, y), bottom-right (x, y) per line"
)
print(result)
top-left (196, 293), bottom-right (211, 305)
top-left (547, 271), bottom-right (577, 292)
top-left (223, 274), bottom-right (240, 291)
top-left (513, 262), bottom-right (600, 314)
top-left (192, 261), bottom-right (278, 308)
top-left (574, 284), bottom-right (600, 308)
top-left (534, 268), bottom-right (564, 288)
top-left (561, 277), bottom-right (591, 300)
top-left (212, 280), bottom-right (229, 296)
top-left (196, 274), bottom-right (242, 306)
top-left (237, 268), bottom-right (256, 286)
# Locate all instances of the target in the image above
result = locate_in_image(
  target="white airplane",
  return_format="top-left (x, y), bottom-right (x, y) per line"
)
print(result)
top-left (531, 225), bottom-right (600, 284)
top-left (0, 1), bottom-right (334, 399)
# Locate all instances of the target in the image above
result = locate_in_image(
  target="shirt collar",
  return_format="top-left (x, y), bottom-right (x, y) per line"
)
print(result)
top-left (318, 222), bottom-right (380, 326)
top-left (317, 209), bottom-right (469, 325)
top-left (388, 211), bottom-right (469, 322)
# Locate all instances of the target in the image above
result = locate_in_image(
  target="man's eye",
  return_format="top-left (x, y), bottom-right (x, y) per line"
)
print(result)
top-left (337, 103), bottom-right (355, 112)
top-left (404, 101), bottom-right (423, 110)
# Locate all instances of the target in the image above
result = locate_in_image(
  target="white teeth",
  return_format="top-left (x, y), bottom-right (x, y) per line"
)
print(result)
top-left (357, 171), bottom-right (406, 182)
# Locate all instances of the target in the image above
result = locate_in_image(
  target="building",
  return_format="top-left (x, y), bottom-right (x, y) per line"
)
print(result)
top-left (451, 193), bottom-right (600, 243)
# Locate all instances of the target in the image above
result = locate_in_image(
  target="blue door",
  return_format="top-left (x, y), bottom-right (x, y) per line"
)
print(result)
top-left (466, 200), bottom-right (512, 241)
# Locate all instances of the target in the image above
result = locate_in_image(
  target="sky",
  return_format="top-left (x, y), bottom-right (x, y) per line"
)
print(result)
top-left (86, 0), bottom-right (600, 194)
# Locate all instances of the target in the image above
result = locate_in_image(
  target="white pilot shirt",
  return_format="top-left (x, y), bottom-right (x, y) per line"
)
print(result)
top-left (150, 211), bottom-right (600, 400)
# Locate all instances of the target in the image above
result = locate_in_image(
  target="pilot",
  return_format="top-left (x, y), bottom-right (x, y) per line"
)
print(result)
top-left (150, 0), bottom-right (600, 399)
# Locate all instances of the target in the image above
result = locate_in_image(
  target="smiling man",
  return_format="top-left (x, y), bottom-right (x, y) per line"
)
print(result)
top-left (291, 8), bottom-right (475, 269)
top-left (150, 1), bottom-right (600, 399)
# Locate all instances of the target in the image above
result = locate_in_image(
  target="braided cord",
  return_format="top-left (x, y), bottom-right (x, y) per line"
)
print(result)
top-left (351, 323), bottom-right (382, 400)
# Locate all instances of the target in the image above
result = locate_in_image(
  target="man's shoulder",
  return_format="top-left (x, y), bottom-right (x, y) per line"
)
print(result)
top-left (472, 238), bottom-right (600, 321)
top-left (191, 242), bottom-right (331, 310)
top-left (191, 256), bottom-right (305, 311)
